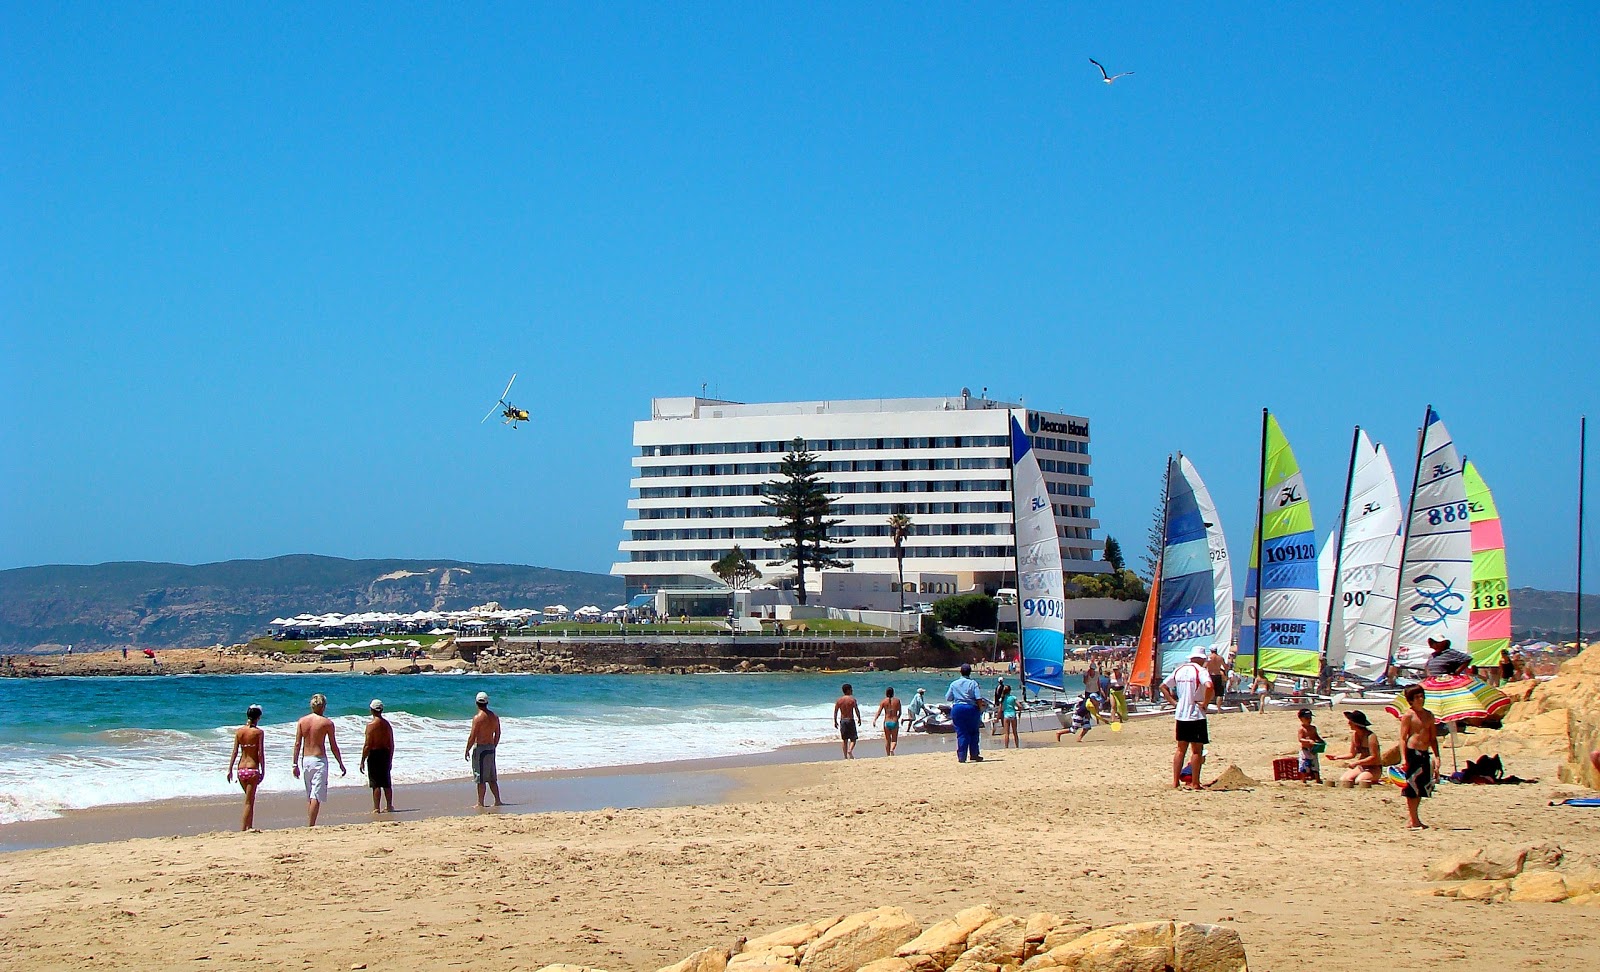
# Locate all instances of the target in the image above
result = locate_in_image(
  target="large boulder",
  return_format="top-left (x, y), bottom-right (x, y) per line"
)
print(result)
top-left (745, 918), bottom-right (843, 954)
top-left (1174, 923), bottom-right (1249, 972)
top-left (1508, 871), bottom-right (1570, 903)
top-left (728, 947), bottom-right (798, 971)
top-left (896, 906), bottom-right (1000, 968)
top-left (1022, 920), bottom-right (1174, 972)
top-left (1453, 880), bottom-right (1510, 902)
top-left (1426, 845), bottom-right (1532, 882)
top-left (658, 947), bottom-right (731, 972)
top-left (799, 908), bottom-right (922, 972)
top-left (958, 916), bottom-right (1029, 964)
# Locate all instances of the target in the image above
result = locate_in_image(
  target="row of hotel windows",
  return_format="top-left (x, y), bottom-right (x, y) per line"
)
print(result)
top-left (635, 501), bottom-right (1096, 520)
top-left (630, 545), bottom-right (1018, 563)
top-left (641, 435), bottom-right (1088, 457)
top-left (638, 479), bottom-right (1014, 500)
top-left (1040, 460), bottom-right (1089, 475)
top-left (1046, 481), bottom-right (1091, 497)
top-left (629, 545), bottom-right (1100, 563)
top-left (639, 457), bottom-right (1015, 477)
top-left (630, 522), bottom-right (1014, 542)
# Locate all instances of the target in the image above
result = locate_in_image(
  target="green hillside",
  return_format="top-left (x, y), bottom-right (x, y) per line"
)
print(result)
top-left (0, 555), bottom-right (621, 651)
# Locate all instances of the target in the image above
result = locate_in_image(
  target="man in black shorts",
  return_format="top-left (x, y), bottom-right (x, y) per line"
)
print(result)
top-left (833, 684), bottom-right (862, 759)
top-left (1161, 648), bottom-right (1215, 789)
top-left (360, 698), bottom-right (395, 813)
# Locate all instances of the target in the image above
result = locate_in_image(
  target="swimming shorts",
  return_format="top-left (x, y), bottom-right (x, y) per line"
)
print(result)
top-left (1175, 718), bottom-right (1209, 745)
top-left (236, 767), bottom-right (263, 786)
top-left (1401, 747), bottom-right (1435, 799)
top-left (1297, 747), bottom-right (1318, 777)
top-left (839, 720), bottom-right (858, 742)
top-left (883, 720), bottom-right (899, 732)
top-left (472, 744), bottom-right (498, 784)
top-left (301, 755), bottom-right (329, 802)
top-left (366, 748), bottom-right (392, 789)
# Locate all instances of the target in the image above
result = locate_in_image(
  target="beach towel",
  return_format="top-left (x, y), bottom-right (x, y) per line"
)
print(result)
top-left (1552, 798), bottom-right (1600, 807)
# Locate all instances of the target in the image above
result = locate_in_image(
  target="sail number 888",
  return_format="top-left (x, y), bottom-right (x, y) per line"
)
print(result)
top-left (1427, 503), bottom-right (1470, 525)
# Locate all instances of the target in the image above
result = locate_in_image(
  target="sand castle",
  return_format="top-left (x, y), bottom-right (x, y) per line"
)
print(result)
top-left (537, 906), bottom-right (1250, 972)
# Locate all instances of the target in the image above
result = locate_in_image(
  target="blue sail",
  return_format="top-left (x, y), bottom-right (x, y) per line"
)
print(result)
top-left (1158, 456), bottom-right (1219, 678)
top-left (1011, 414), bottom-right (1066, 691)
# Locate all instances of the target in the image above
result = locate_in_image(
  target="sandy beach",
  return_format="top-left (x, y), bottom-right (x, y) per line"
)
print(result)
top-left (3, 706), bottom-right (1597, 972)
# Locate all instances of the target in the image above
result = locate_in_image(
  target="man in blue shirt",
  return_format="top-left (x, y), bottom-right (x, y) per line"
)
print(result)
top-left (945, 664), bottom-right (987, 763)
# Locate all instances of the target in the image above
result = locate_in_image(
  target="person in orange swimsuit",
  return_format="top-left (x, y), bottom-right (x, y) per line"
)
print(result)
top-left (227, 704), bottom-right (266, 831)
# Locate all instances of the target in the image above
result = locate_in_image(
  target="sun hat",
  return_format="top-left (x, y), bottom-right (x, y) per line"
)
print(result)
top-left (369, 699), bottom-right (383, 713)
top-left (1188, 648), bottom-right (1207, 660)
top-left (1427, 637), bottom-right (1451, 650)
top-left (1344, 709), bottom-right (1373, 727)
top-left (476, 691), bottom-right (489, 704)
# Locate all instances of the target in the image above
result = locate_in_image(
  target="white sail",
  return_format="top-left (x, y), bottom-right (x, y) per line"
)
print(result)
top-left (1324, 433), bottom-right (1405, 680)
top-left (1182, 455), bottom-right (1234, 656)
top-left (1318, 527), bottom-right (1344, 668)
top-left (1010, 414), bottom-right (1066, 690)
top-left (1392, 410), bottom-right (1472, 669)
top-left (1349, 532), bottom-right (1403, 681)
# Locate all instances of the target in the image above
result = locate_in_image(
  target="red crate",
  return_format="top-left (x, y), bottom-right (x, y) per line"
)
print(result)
top-left (1273, 757), bottom-right (1303, 781)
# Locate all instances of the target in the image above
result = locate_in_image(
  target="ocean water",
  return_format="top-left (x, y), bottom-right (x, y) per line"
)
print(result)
top-left (0, 670), bottom-right (947, 824)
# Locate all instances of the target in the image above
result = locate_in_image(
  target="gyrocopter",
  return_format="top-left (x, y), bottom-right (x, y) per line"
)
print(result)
top-left (481, 374), bottom-right (530, 428)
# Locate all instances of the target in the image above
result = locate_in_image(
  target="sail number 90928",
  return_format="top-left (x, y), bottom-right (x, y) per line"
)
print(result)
top-left (1022, 597), bottom-right (1065, 620)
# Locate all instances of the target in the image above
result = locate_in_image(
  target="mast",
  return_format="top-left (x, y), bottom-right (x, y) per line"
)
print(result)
top-left (1251, 408), bottom-right (1268, 678)
top-left (1390, 409), bottom-right (1430, 678)
top-left (1580, 416), bottom-right (1588, 652)
top-left (1156, 453), bottom-right (1173, 689)
top-left (1321, 426), bottom-right (1361, 691)
top-left (1008, 410), bottom-right (1026, 701)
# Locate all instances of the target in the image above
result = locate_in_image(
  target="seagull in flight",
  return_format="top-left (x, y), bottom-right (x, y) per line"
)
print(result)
top-left (1089, 58), bottom-right (1133, 84)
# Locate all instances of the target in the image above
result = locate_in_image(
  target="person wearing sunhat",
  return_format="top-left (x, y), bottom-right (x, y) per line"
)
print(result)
top-left (1326, 709), bottom-right (1382, 786)
top-left (360, 698), bottom-right (395, 814)
top-left (1424, 637), bottom-right (1473, 677)
top-left (1160, 647), bottom-right (1215, 789)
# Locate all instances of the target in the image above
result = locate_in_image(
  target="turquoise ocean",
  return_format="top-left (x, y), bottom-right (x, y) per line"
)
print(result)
top-left (0, 670), bottom-right (946, 824)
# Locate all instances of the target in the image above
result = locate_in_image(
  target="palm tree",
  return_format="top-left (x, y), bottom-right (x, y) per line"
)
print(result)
top-left (887, 512), bottom-right (913, 610)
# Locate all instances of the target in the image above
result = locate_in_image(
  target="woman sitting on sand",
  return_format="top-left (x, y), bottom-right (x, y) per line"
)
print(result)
top-left (1325, 709), bottom-right (1381, 786)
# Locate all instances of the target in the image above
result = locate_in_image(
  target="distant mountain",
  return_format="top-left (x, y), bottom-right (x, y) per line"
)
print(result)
top-left (0, 555), bottom-right (622, 651)
top-left (1506, 587), bottom-right (1600, 639)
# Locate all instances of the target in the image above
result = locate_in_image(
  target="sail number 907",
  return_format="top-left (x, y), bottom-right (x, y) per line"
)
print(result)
top-left (1022, 597), bottom-right (1065, 620)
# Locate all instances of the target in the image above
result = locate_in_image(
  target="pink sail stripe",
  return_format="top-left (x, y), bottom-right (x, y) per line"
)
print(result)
top-left (1470, 518), bottom-right (1504, 549)
top-left (1469, 606), bottom-right (1511, 640)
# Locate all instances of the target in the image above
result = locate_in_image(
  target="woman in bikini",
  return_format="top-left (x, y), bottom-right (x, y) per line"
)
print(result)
top-left (227, 704), bottom-right (266, 831)
top-left (873, 687), bottom-right (903, 756)
top-left (1326, 709), bottom-right (1381, 787)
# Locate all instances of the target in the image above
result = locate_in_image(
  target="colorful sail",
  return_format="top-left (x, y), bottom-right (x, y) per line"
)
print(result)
top-left (1010, 414), bottom-right (1066, 691)
top-left (1465, 460), bottom-right (1511, 668)
top-left (1130, 558), bottom-right (1159, 691)
top-left (1324, 432), bottom-right (1405, 681)
top-left (1256, 412), bottom-right (1321, 677)
top-left (1234, 530), bottom-right (1259, 677)
top-left (1157, 455), bottom-right (1221, 678)
top-left (1392, 408), bottom-right (1472, 669)
top-left (1184, 456), bottom-right (1234, 656)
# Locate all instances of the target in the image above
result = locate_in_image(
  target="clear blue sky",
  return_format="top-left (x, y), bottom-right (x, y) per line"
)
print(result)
top-left (3, 5), bottom-right (1597, 590)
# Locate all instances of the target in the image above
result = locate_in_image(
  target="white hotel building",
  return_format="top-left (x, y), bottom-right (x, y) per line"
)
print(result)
top-left (612, 392), bottom-right (1105, 601)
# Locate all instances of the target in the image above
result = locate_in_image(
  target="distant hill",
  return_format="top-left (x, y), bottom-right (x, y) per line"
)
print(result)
top-left (1506, 587), bottom-right (1600, 639)
top-left (0, 555), bottom-right (622, 651)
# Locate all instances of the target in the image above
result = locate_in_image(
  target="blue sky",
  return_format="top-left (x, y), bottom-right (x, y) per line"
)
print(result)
top-left (2, 5), bottom-right (1597, 590)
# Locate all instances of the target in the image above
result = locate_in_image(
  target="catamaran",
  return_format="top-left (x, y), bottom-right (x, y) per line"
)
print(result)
top-left (1391, 406), bottom-right (1473, 670)
top-left (1235, 410), bottom-right (1320, 683)
top-left (1465, 459), bottom-right (1511, 669)
top-left (1318, 429), bottom-right (1404, 686)
top-left (1009, 413), bottom-right (1067, 696)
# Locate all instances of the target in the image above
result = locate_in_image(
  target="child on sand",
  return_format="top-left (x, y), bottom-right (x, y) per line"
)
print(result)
top-left (1296, 708), bottom-right (1324, 782)
top-left (1398, 684), bottom-right (1441, 828)
top-left (1055, 694), bottom-right (1094, 742)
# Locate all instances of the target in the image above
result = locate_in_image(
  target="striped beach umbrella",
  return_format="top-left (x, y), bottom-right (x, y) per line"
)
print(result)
top-left (1384, 673), bottom-right (1511, 723)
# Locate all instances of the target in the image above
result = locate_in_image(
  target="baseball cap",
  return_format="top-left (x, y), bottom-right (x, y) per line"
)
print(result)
top-left (475, 691), bottom-right (489, 704)
top-left (369, 699), bottom-right (383, 713)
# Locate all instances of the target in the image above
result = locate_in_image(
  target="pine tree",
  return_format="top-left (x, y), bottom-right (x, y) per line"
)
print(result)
top-left (762, 438), bottom-right (851, 604)
top-left (1141, 492), bottom-right (1165, 582)
top-left (1102, 535), bottom-right (1125, 572)
top-left (711, 546), bottom-right (762, 590)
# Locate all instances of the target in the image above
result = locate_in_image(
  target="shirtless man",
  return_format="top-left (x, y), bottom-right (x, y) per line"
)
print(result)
top-left (465, 691), bottom-right (503, 808)
top-left (291, 693), bottom-right (346, 827)
top-left (1204, 649), bottom-right (1229, 713)
top-left (1398, 685), bottom-right (1441, 828)
top-left (226, 703), bottom-right (266, 831)
top-left (872, 687), bottom-right (903, 756)
top-left (833, 684), bottom-right (863, 759)
top-left (360, 699), bottom-right (395, 814)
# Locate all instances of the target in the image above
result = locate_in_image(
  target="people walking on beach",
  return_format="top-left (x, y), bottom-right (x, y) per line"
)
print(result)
top-left (466, 691), bottom-right (503, 808)
top-left (833, 684), bottom-right (862, 759)
top-left (945, 664), bottom-right (987, 763)
top-left (1205, 649), bottom-right (1228, 713)
top-left (226, 703), bottom-right (266, 831)
top-left (292, 693), bottom-right (346, 827)
top-left (999, 684), bottom-right (1020, 748)
top-left (360, 699), bottom-right (395, 814)
top-left (1295, 708), bottom-right (1324, 782)
top-left (873, 687), bottom-right (902, 756)
top-left (1161, 648), bottom-right (1214, 789)
top-left (1327, 710), bottom-right (1381, 786)
top-left (1109, 669), bottom-right (1128, 722)
top-left (1398, 686), bottom-right (1441, 828)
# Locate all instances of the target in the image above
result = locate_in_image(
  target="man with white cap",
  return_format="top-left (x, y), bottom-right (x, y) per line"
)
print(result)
top-left (464, 691), bottom-right (503, 808)
top-left (1160, 647), bottom-right (1215, 790)
top-left (360, 698), bottom-right (395, 814)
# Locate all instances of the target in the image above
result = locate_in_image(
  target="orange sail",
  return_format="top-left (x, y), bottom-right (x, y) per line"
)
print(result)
top-left (1130, 560), bottom-right (1161, 690)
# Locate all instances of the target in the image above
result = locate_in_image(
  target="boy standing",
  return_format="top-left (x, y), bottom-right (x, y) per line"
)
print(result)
top-left (1295, 708), bottom-right (1324, 782)
top-left (833, 684), bottom-right (862, 759)
top-left (1398, 685), bottom-right (1441, 829)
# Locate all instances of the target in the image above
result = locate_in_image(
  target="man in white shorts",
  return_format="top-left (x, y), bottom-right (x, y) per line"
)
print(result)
top-left (292, 693), bottom-right (347, 826)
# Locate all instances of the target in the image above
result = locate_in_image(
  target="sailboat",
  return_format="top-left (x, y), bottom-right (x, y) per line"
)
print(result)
top-left (1318, 429), bottom-right (1405, 684)
top-left (1464, 460), bottom-right (1511, 669)
top-left (1156, 455), bottom-right (1228, 678)
top-left (1253, 411), bottom-right (1321, 678)
top-left (1392, 407), bottom-right (1473, 669)
top-left (1009, 414), bottom-right (1066, 692)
